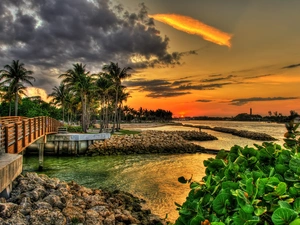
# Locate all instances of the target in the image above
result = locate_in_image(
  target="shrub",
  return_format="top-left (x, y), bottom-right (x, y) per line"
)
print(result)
top-left (64, 125), bottom-right (83, 133)
top-left (174, 117), bottom-right (300, 225)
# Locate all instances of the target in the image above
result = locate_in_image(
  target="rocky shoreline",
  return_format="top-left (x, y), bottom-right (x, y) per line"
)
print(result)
top-left (180, 124), bottom-right (277, 141)
top-left (0, 173), bottom-right (166, 225)
top-left (87, 130), bottom-right (217, 156)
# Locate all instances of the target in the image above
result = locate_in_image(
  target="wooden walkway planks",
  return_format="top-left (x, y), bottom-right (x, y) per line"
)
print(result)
top-left (0, 116), bottom-right (61, 154)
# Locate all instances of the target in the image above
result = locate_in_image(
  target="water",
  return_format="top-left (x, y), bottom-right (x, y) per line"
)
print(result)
top-left (22, 120), bottom-right (287, 223)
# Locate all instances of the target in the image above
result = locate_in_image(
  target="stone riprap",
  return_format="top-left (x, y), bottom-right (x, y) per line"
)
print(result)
top-left (87, 130), bottom-right (217, 156)
top-left (0, 172), bottom-right (166, 225)
top-left (211, 127), bottom-right (277, 141)
top-left (179, 124), bottom-right (277, 141)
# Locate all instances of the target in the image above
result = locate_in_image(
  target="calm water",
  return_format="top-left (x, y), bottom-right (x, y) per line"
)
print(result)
top-left (22, 120), bottom-right (287, 223)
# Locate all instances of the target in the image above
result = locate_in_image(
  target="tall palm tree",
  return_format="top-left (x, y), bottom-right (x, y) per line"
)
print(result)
top-left (95, 73), bottom-right (114, 132)
top-left (48, 83), bottom-right (68, 123)
top-left (102, 62), bottom-right (132, 133)
top-left (59, 63), bottom-right (96, 133)
top-left (0, 60), bottom-right (35, 116)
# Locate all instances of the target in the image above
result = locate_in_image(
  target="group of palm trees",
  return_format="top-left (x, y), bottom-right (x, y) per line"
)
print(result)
top-left (0, 60), bottom-right (35, 116)
top-left (0, 60), bottom-right (173, 133)
top-left (50, 62), bottom-right (132, 133)
top-left (0, 60), bottom-right (132, 133)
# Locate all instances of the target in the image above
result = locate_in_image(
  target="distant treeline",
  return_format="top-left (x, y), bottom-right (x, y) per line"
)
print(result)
top-left (175, 111), bottom-right (299, 123)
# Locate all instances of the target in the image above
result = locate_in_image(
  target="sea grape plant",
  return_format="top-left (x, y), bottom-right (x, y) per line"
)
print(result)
top-left (174, 117), bottom-right (300, 225)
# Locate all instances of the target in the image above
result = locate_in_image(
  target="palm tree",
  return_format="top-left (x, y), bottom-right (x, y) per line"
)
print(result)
top-left (48, 83), bottom-right (68, 123)
top-left (0, 60), bottom-right (35, 116)
top-left (59, 63), bottom-right (96, 133)
top-left (95, 73), bottom-right (114, 132)
top-left (102, 62), bottom-right (132, 133)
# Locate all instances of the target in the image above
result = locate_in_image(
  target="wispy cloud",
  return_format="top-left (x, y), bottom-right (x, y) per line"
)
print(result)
top-left (196, 99), bottom-right (212, 102)
top-left (125, 78), bottom-right (234, 98)
top-left (149, 14), bottom-right (233, 47)
top-left (231, 97), bottom-right (299, 106)
top-left (282, 63), bottom-right (300, 69)
top-left (201, 75), bottom-right (235, 83)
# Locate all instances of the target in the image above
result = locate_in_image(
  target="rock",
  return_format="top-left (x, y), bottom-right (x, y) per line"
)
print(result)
top-left (2, 173), bottom-right (166, 225)
top-left (87, 130), bottom-right (213, 156)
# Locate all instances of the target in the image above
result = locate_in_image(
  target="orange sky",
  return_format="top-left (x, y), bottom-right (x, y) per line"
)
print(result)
top-left (119, 0), bottom-right (300, 117)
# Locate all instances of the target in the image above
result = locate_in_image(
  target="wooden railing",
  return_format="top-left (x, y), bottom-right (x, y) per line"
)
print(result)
top-left (0, 116), bottom-right (61, 154)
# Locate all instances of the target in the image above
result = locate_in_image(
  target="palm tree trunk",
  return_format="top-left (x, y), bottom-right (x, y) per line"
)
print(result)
top-left (15, 92), bottom-right (18, 116)
top-left (82, 93), bottom-right (87, 133)
top-left (9, 101), bottom-right (12, 116)
top-left (112, 86), bottom-right (118, 133)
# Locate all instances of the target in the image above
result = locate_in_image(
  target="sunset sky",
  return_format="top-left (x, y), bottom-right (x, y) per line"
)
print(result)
top-left (1, 0), bottom-right (300, 117)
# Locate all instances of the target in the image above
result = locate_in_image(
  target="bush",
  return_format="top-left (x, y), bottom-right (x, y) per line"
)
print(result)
top-left (174, 117), bottom-right (300, 225)
top-left (65, 125), bottom-right (83, 133)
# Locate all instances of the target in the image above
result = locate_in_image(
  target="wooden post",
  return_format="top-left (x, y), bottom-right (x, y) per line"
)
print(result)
top-left (14, 123), bottom-right (19, 153)
top-left (38, 117), bottom-right (41, 137)
top-left (28, 119), bottom-right (32, 143)
top-left (22, 121), bottom-right (26, 148)
top-left (34, 118), bottom-right (37, 140)
top-left (38, 135), bottom-right (46, 171)
top-left (5, 126), bottom-right (9, 153)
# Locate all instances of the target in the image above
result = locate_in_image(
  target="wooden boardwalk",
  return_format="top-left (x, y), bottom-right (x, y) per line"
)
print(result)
top-left (0, 116), bottom-right (61, 154)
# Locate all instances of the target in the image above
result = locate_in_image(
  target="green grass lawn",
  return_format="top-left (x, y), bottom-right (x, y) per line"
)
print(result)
top-left (113, 129), bottom-right (141, 135)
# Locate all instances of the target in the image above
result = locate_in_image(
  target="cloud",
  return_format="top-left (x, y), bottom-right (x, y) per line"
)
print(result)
top-left (244, 74), bottom-right (273, 79)
top-left (282, 63), bottom-right (300, 69)
top-left (149, 13), bottom-right (233, 47)
top-left (196, 99), bottom-right (212, 102)
top-left (124, 77), bottom-right (234, 98)
top-left (201, 75), bottom-right (235, 83)
top-left (0, 0), bottom-right (194, 93)
top-left (231, 97), bottom-right (299, 106)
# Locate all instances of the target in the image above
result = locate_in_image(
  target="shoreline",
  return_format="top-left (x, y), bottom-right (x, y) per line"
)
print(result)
top-left (0, 172), bottom-right (167, 225)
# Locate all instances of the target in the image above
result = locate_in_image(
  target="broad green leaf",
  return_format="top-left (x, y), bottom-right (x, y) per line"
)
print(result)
top-left (190, 182), bottom-right (201, 189)
top-left (189, 214), bottom-right (204, 225)
top-left (290, 158), bottom-right (300, 174)
top-left (179, 208), bottom-right (192, 216)
top-left (284, 170), bottom-right (299, 182)
top-left (271, 208), bottom-right (297, 225)
top-left (246, 178), bottom-right (254, 197)
top-left (290, 218), bottom-right (300, 225)
top-left (216, 150), bottom-right (228, 160)
top-left (275, 182), bottom-right (287, 196)
top-left (254, 206), bottom-right (267, 216)
top-left (293, 198), bottom-right (300, 213)
top-left (278, 200), bottom-right (292, 209)
top-left (222, 181), bottom-right (239, 190)
top-left (212, 193), bottom-right (231, 215)
top-left (275, 164), bottom-right (289, 175)
top-left (211, 223), bottom-right (225, 225)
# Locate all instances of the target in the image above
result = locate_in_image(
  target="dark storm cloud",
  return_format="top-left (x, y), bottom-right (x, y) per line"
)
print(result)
top-left (201, 75), bottom-right (235, 83)
top-left (124, 77), bottom-right (234, 98)
top-left (0, 0), bottom-right (194, 92)
top-left (196, 99), bottom-right (212, 102)
top-left (282, 63), bottom-right (300, 69)
top-left (231, 97), bottom-right (299, 106)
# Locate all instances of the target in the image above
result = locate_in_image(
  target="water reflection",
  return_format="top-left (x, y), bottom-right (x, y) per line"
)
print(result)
top-left (23, 153), bottom-right (213, 223)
